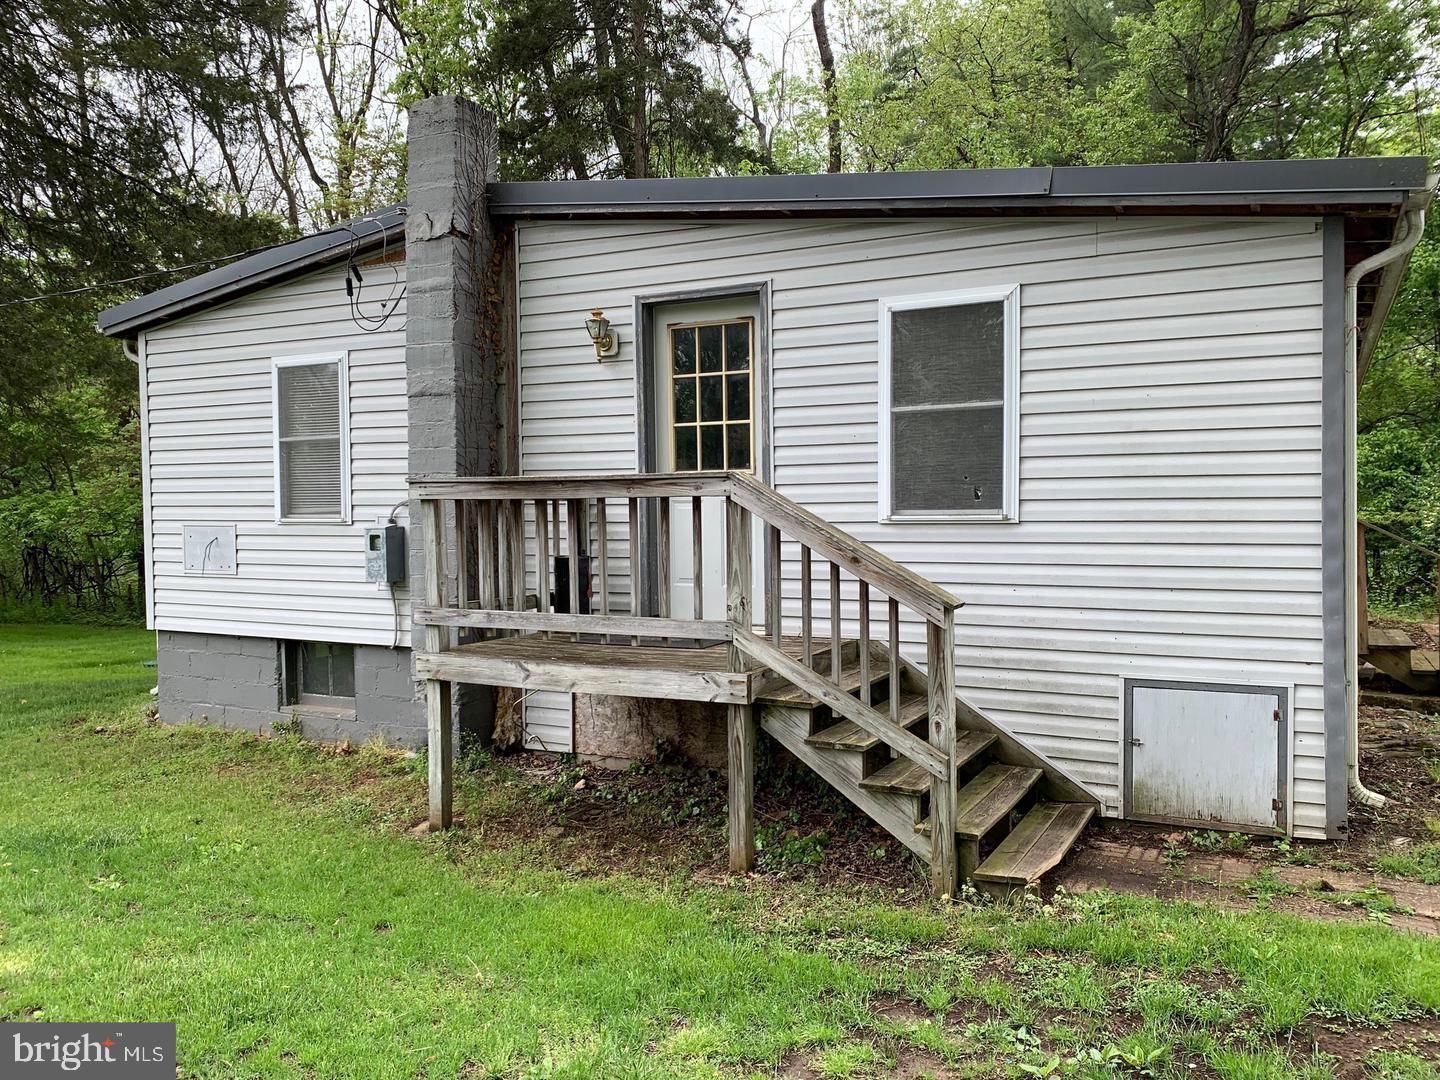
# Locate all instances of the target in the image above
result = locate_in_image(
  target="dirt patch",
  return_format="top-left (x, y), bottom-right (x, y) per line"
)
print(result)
top-left (1057, 829), bottom-right (1440, 934)
top-left (1311, 1015), bottom-right (1440, 1079)
top-left (447, 748), bottom-right (930, 894)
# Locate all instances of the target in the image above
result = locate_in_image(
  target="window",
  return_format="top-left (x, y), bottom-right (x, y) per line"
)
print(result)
top-left (272, 355), bottom-right (350, 522)
top-left (879, 286), bottom-right (1019, 522)
top-left (284, 641), bottom-right (356, 707)
top-left (668, 319), bottom-right (753, 472)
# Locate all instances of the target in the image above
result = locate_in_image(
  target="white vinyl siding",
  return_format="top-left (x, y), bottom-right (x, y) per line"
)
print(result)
top-left (515, 215), bottom-right (1331, 836)
top-left (140, 263), bottom-right (410, 647)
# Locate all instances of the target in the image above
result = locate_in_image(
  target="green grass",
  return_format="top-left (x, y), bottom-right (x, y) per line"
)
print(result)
top-left (1379, 842), bottom-right (1440, 885)
top-left (2, 625), bottom-right (1440, 1078)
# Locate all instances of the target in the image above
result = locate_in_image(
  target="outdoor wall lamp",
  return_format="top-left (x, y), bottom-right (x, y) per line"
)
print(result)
top-left (585, 308), bottom-right (620, 360)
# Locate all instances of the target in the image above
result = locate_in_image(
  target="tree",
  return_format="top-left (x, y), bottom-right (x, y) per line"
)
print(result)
top-left (391, 0), bottom-right (747, 179)
top-left (0, 0), bottom-right (294, 615)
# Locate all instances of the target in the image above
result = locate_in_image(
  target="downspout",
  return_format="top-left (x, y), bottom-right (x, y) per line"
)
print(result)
top-left (1344, 197), bottom-right (1428, 809)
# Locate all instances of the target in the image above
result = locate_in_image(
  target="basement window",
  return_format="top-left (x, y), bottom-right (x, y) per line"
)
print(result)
top-left (879, 286), bottom-right (1019, 523)
top-left (284, 641), bottom-right (356, 707)
top-left (273, 354), bottom-right (351, 523)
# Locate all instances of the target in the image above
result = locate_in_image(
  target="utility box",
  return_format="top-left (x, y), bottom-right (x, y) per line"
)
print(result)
top-left (364, 524), bottom-right (406, 584)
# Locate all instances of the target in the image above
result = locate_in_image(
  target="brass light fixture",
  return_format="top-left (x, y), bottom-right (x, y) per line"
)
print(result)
top-left (584, 308), bottom-right (620, 360)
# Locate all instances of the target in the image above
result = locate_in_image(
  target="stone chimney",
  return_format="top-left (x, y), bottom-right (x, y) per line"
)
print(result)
top-left (405, 95), bottom-right (500, 747)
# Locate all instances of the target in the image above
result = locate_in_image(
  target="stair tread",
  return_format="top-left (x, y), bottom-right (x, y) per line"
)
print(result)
top-left (807, 708), bottom-right (925, 752)
top-left (952, 764), bottom-right (1043, 839)
top-left (759, 651), bottom-right (886, 707)
top-left (858, 731), bottom-right (998, 795)
top-left (859, 757), bottom-right (931, 795)
top-left (1411, 650), bottom-right (1439, 674)
top-left (1368, 626), bottom-right (1415, 649)
top-left (973, 802), bottom-right (1095, 886)
top-left (915, 764), bottom-right (1043, 838)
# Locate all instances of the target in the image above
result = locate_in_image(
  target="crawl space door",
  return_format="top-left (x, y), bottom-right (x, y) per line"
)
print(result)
top-left (1125, 680), bottom-right (1287, 833)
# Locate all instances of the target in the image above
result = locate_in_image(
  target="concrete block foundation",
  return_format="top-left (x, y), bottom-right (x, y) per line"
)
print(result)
top-left (156, 631), bottom-right (427, 747)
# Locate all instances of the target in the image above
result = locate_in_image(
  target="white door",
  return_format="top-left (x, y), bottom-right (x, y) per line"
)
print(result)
top-left (652, 298), bottom-right (759, 622)
top-left (1126, 680), bottom-right (1286, 832)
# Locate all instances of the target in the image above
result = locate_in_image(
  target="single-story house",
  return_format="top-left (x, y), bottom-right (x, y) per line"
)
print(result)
top-left (98, 96), bottom-right (1434, 896)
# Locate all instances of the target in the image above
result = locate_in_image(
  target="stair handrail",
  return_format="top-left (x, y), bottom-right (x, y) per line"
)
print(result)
top-left (1357, 518), bottom-right (1440, 648)
top-left (726, 472), bottom-right (962, 625)
top-left (1358, 518), bottom-right (1440, 561)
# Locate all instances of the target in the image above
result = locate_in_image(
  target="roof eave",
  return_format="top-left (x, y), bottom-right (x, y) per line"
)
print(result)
top-left (97, 206), bottom-right (406, 338)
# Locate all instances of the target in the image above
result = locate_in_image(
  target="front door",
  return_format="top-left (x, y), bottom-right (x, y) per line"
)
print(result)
top-left (651, 297), bottom-right (758, 621)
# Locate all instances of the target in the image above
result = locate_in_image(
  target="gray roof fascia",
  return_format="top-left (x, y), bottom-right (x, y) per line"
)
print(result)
top-left (489, 157), bottom-right (1428, 217)
top-left (97, 205), bottom-right (407, 338)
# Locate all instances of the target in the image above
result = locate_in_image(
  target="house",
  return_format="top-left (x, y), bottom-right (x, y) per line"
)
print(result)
top-left (98, 96), bottom-right (1434, 897)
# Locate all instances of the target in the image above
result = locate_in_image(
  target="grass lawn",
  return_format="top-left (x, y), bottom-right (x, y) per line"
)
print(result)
top-left (2, 625), bottom-right (1439, 1079)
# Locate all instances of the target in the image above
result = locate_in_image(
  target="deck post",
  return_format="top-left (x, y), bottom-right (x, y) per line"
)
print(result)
top-left (927, 610), bottom-right (958, 898)
top-left (726, 496), bottom-right (755, 871)
top-left (426, 679), bottom-right (453, 829)
top-left (423, 497), bottom-right (453, 829)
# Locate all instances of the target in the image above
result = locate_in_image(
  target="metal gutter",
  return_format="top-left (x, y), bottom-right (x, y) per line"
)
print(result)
top-left (1357, 182), bottom-right (1438, 378)
top-left (1343, 188), bottom-right (1433, 811)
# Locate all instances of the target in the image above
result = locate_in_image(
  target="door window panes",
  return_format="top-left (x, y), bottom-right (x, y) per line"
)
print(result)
top-left (669, 318), bottom-right (754, 472)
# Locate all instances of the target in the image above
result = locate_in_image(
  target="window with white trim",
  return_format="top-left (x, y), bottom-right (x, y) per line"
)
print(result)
top-left (273, 355), bottom-right (350, 522)
top-left (879, 286), bottom-right (1019, 522)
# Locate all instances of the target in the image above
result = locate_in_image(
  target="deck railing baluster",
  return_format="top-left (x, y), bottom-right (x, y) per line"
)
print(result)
top-left (693, 494), bottom-right (704, 628)
top-left (658, 496), bottom-right (671, 647)
top-left (534, 499), bottom-right (551, 625)
top-left (628, 497), bottom-right (641, 646)
top-left (509, 499), bottom-right (525, 624)
top-left (888, 598), bottom-right (900, 727)
top-left (479, 501), bottom-right (498, 635)
top-left (596, 497), bottom-right (610, 625)
top-left (858, 580), bottom-right (871, 708)
top-left (766, 524), bottom-right (781, 641)
top-left (800, 545), bottom-right (813, 669)
top-left (567, 499), bottom-right (583, 641)
top-left (830, 561), bottom-right (841, 683)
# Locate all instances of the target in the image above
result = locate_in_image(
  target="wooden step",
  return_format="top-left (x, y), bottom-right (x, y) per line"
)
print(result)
top-left (972, 802), bottom-right (1095, 892)
top-left (951, 764), bottom-right (1042, 839)
top-left (808, 711), bottom-right (923, 752)
top-left (1411, 649), bottom-right (1439, 674)
top-left (859, 732), bottom-right (997, 795)
top-left (1368, 626), bottom-right (1414, 649)
top-left (759, 656), bottom-right (886, 708)
top-left (916, 764), bottom-right (1042, 838)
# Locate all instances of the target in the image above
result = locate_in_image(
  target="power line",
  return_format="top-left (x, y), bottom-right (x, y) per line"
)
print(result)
top-left (0, 245), bottom-right (283, 311)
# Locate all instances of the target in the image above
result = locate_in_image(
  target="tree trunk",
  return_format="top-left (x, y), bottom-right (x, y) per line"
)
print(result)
top-left (811, 0), bottom-right (842, 173)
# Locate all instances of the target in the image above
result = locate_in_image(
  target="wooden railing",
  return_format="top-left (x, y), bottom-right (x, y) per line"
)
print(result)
top-left (1359, 518), bottom-right (1440, 652)
top-left (410, 470), bottom-right (965, 892)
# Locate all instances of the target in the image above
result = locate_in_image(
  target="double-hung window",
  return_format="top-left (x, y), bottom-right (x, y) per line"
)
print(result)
top-left (879, 286), bottom-right (1019, 522)
top-left (272, 354), bottom-right (351, 523)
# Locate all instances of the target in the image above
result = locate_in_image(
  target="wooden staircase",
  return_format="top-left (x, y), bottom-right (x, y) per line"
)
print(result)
top-left (756, 639), bottom-right (1096, 897)
top-left (411, 469), bottom-right (1100, 898)
top-left (1365, 625), bottom-right (1440, 695)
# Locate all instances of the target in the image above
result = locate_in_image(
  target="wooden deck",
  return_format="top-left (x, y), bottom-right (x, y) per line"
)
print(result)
top-left (414, 635), bottom-right (821, 705)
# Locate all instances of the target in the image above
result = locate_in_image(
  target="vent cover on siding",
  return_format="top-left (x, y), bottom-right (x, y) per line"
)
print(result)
top-left (277, 362), bottom-right (343, 519)
top-left (890, 300), bottom-right (1005, 514)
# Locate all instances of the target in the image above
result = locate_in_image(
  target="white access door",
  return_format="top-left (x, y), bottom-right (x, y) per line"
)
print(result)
top-left (652, 298), bottom-right (759, 622)
top-left (1126, 680), bottom-right (1287, 833)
